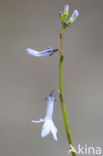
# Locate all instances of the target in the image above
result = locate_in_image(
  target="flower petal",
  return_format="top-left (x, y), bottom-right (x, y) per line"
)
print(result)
top-left (27, 48), bottom-right (44, 57)
top-left (41, 120), bottom-right (51, 138)
top-left (32, 118), bottom-right (44, 123)
top-left (49, 120), bottom-right (58, 141)
top-left (41, 119), bottom-right (58, 141)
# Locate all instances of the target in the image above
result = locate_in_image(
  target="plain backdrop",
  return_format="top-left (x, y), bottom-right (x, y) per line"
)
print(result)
top-left (0, 0), bottom-right (103, 156)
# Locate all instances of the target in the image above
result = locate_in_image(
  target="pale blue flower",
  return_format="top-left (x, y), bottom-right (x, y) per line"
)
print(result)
top-left (32, 95), bottom-right (57, 141)
top-left (26, 47), bottom-right (59, 57)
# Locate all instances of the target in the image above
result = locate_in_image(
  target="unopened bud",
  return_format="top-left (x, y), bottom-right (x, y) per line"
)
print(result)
top-left (63, 4), bottom-right (69, 21)
top-left (59, 11), bottom-right (63, 20)
top-left (64, 10), bottom-right (79, 28)
top-left (69, 10), bottom-right (79, 23)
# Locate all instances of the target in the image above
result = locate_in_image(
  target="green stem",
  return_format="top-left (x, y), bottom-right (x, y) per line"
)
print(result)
top-left (59, 25), bottom-right (76, 156)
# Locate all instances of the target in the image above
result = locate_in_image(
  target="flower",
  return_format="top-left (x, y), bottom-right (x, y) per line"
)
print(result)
top-left (32, 93), bottom-right (58, 141)
top-left (26, 47), bottom-right (59, 57)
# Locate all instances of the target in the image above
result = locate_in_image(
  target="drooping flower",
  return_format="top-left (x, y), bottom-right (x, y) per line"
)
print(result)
top-left (26, 47), bottom-right (59, 57)
top-left (32, 91), bottom-right (57, 141)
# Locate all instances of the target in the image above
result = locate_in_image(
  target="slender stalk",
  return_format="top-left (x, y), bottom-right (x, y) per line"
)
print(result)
top-left (59, 24), bottom-right (76, 156)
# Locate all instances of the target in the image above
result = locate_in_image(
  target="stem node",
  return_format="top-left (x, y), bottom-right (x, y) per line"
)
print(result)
top-left (61, 55), bottom-right (64, 62)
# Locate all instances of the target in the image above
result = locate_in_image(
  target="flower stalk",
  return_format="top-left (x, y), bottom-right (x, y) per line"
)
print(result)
top-left (59, 24), bottom-right (76, 156)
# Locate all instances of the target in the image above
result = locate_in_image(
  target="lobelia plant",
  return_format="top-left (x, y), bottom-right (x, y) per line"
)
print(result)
top-left (27, 4), bottom-right (79, 156)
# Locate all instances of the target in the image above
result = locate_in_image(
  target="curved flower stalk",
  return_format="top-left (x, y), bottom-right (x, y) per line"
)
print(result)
top-left (32, 92), bottom-right (57, 141)
top-left (27, 47), bottom-right (59, 57)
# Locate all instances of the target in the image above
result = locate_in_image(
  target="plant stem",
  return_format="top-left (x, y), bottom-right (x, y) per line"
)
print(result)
top-left (59, 25), bottom-right (76, 156)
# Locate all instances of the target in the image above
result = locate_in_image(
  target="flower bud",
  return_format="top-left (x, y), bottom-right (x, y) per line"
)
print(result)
top-left (69, 10), bottom-right (79, 23)
top-left (63, 4), bottom-right (69, 21)
top-left (59, 11), bottom-right (63, 20)
top-left (64, 10), bottom-right (79, 28)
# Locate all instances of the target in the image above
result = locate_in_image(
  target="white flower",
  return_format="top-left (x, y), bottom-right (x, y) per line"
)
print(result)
top-left (26, 47), bottom-right (59, 57)
top-left (32, 96), bottom-right (58, 141)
